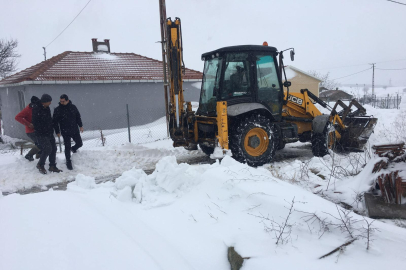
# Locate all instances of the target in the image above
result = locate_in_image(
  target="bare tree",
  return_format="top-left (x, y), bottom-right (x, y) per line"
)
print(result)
top-left (307, 70), bottom-right (339, 91)
top-left (0, 39), bottom-right (20, 79)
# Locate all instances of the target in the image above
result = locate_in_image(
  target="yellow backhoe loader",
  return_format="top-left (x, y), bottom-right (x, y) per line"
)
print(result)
top-left (158, 0), bottom-right (377, 167)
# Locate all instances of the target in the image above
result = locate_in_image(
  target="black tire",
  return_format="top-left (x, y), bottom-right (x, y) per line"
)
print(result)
top-left (311, 122), bottom-right (335, 157)
top-left (229, 114), bottom-right (275, 167)
top-left (276, 141), bottom-right (286, 150)
top-left (199, 143), bottom-right (214, 156)
top-left (273, 124), bottom-right (285, 150)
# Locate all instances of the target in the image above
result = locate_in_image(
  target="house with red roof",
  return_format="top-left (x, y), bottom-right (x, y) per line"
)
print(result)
top-left (0, 39), bottom-right (203, 140)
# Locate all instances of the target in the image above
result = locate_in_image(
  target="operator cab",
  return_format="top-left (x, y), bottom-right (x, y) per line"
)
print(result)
top-left (197, 45), bottom-right (284, 120)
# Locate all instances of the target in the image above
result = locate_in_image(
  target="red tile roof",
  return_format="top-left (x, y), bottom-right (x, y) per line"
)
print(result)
top-left (0, 51), bottom-right (203, 85)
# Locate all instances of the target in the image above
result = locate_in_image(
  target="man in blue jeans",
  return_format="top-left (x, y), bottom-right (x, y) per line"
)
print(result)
top-left (32, 94), bottom-right (62, 174)
top-left (53, 94), bottom-right (83, 170)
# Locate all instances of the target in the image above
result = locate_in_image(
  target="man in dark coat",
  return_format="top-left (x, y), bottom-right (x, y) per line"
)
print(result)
top-left (53, 94), bottom-right (83, 170)
top-left (32, 94), bottom-right (62, 174)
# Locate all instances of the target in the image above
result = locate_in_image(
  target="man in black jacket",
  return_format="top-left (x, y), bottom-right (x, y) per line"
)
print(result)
top-left (32, 94), bottom-right (62, 174)
top-left (53, 94), bottom-right (83, 170)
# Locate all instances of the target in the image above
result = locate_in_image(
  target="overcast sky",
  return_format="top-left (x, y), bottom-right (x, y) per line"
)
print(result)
top-left (1, 0), bottom-right (406, 86)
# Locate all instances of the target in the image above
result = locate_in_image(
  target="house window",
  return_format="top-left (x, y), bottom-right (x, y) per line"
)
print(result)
top-left (17, 91), bottom-right (25, 111)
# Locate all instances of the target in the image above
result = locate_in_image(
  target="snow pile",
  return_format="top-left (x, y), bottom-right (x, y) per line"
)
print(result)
top-left (210, 146), bottom-right (225, 159)
top-left (68, 174), bottom-right (96, 190)
top-left (113, 156), bottom-right (207, 205)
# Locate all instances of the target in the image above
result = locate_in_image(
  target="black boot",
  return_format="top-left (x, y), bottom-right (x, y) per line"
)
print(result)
top-left (25, 146), bottom-right (40, 161)
top-left (66, 160), bottom-right (73, 170)
top-left (36, 163), bottom-right (47, 174)
top-left (49, 165), bottom-right (63, 173)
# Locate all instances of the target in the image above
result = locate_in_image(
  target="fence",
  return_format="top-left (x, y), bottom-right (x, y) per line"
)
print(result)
top-left (358, 94), bottom-right (402, 109)
top-left (79, 104), bottom-right (169, 149)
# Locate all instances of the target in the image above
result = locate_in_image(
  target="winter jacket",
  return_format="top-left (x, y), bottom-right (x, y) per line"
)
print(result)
top-left (15, 104), bottom-right (35, 133)
top-left (53, 100), bottom-right (83, 136)
top-left (32, 102), bottom-right (55, 137)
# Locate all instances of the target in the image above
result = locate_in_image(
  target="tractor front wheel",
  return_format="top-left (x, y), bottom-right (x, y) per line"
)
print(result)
top-left (311, 122), bottom-right (336, 157)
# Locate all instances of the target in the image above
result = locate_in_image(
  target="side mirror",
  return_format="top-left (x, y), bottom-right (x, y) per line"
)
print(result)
top-left (283, 81), bottom-right (291, 87)
top-left (290, 49), bottom-right (295, 61)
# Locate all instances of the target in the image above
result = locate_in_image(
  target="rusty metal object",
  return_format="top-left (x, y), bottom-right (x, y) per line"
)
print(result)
top-left (377, 171), bottom-right (406, 204)
top-left (373, 143), bottom-right (406, 204)
top-left (372, 143), bottom-right (405, 160)
top-left (395, 174), bottom-right (406, 204)
top-left (372, 160), bottom-right (388, 173)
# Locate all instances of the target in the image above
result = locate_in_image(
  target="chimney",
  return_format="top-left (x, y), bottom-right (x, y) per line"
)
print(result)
top-left (91, 38), bottom-right (111, 53)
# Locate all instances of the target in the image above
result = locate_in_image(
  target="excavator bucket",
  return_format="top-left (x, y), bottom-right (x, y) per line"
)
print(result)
top-left (339, 116), bottom-right (377, 150)
top-left (331, 99), bottom-right (378, 150)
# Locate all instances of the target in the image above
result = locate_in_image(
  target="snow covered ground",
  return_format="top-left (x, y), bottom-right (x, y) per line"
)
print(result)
top-left (1, 97), bottom-right (406, 269)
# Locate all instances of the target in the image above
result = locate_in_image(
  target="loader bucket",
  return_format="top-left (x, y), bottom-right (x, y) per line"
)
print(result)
top-left (338, 116), bottom-right (378, 150)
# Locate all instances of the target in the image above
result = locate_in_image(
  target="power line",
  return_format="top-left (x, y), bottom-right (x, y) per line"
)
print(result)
top-left (44, 0), bottom-right (92, 48)
top-left (332, 67), bottom-right (372, 80)
top-left (312, 58), bottom-right (406, 71)
top-left (387, 0), bottom-right (406, 6)
top-left (313, 63), bottom-right (368, 71)
top-left (376, 67), bottom-right (406, 70)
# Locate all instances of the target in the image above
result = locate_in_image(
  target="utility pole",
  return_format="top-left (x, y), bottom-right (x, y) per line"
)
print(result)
top-left (42, 47), bottom-right (47, 61)
top-left (369, 63), bottom-right (375, 96)
top-left (158, 0), bottom-right (170, 137)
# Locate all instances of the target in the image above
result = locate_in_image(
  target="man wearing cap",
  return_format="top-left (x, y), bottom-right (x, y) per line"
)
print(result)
top-left (32, 94), bottom-right (62, 174)
top-left (53, 94), bottom-right (83, 170)
top-left (15, 96), bottom-right (42, 161)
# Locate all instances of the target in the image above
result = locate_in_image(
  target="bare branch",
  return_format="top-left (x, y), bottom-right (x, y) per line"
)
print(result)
top-left (307, 70), bottom-right (339, 91)
top-left (319, 239), bottom-right (356, 259)
top-left (0, 38), bottom-right (20, 79)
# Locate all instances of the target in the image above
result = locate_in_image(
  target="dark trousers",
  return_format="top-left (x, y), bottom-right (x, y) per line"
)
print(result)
top-left (63, 133), bottom-right (83, 161)
top-left (26, 132), bottom-right (41, 157)
top-left (37, 135), bottom-right (57, 167)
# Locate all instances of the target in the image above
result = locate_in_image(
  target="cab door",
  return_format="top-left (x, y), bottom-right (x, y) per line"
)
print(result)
top-left (255, 55), bottom-right (282, 119)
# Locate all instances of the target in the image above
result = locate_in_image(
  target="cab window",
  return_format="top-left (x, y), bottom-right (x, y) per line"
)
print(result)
top-left (221, 53), bottom-right (251, 99)
top-left (256, 55), bottom-right (281, 115)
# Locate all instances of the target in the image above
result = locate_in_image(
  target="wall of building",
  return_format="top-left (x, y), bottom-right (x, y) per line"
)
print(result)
top-left (285, 71), bottom-right (320, 97)
top-left (0, 82), bottom-right (201, 139)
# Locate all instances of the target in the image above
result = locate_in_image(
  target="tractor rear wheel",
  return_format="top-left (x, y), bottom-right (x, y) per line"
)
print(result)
top-left (311, 122), bottom-right (336, 157)
top-left (229, 114), bottom-right (275, 167)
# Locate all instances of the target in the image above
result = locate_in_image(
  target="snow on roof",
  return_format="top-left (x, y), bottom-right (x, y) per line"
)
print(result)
top-left (285, 65), bottom-right (323, 82)
top-left (97, 44), bottom-right (109, 52)
top-left (0, 51), bottom-right (203, 86)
